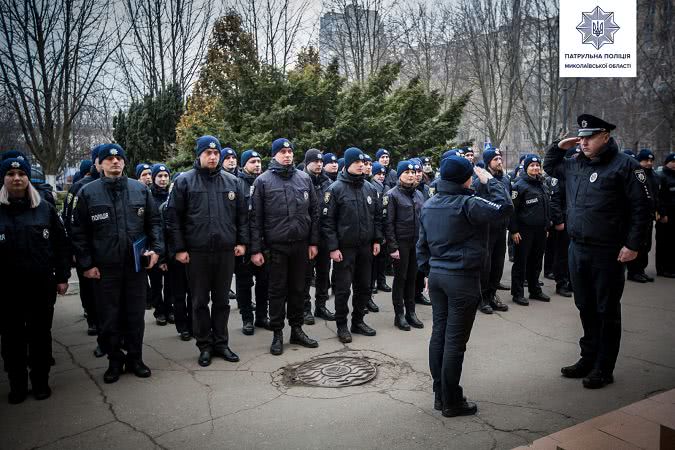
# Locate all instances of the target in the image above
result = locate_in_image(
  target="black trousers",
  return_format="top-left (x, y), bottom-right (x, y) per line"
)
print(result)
top-left (333, 246), bottom-right (373, 326)
top-left (569, 242), bottom-right (624, 374)
top-left (553, 228), bottom-right (570, 286)
top-left (1, 275), bottom-right (55, 388)
top-left (77, 266), bottom-right (97, 329)
top-left (304, 246), bottom-right (330, 312)
top-left (392, 241), bottom-right (417, 314)
top-left (169, 260), bottom-right (192, 334)
top-left (94, 263), bottom-right (147, 363)
top-left (544, 230), bottom-right (557, 274)
top-left (149, 266), bottom-right (173, 318)
top-left (511, 226), bottom-right (546, 298)
top-left (655, 220), bottom-right (675, 274)
top-left (627, 221), bottom-right (653, 275)
top-left (268, 242), bottom-right (308, 330)
top-left (236, 255), bottom-right (269, 322)
top-left (480, 225), bottom-right (507, 299)
top-left (415, 270), bottom-right (426, 300)
top-left (370, 251), bottom-right (387, 289)
top-left (187, 251), bottom-right (235, 352)
top-left (428, 272), bottom-right (480, 408)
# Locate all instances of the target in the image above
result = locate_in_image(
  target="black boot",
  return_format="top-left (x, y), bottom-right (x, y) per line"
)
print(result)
top-left (377, 282), bottom-right (392, 292)
top-left (405, 311), bottom-right (424, 329)
top-left (155, 314), bottom-right (168, 326)
top-left (30, 373), bottom-right (52, 400)
top-left (394, 314), bottom-right (411, 331)
top-left (529, 291), bottom-right (551, 302)
top-left (8, 372), bottom-right (28, 405)
top-left (126, 360), bottom-right (152, 378)
top-left (270, 330), bottom-right (284, 355)
top-left (215, 346), bottom-right (240, 362)
top-left (556, 284), bottom-right (573, 298)
top-left (560, 358), bottom-right (593, 378)
top-left (93, 345), bottom-right (106, 358)
top-left (479, 298), bottom-right (493, 314)
top-left (582, 369), bottom-right (614, 389)
top-left (442, 400), bottom-right (478, 417)
top-left (303, 310), bottom-right (315, 325)
top-left (489, 294), bottom-right (509, 312)
top-left (315, 305), bottom-right (335, 321)
top-left (254, 317), bottom-right (271, 330)
top-left (290, 326), bottom-right (319, 348)
top-left (336, 324), bottom-right (352, 343)
top-left (351, 321), bottom-right (376, 336)
top-left (198, 350), bottom-right (212, 367)
top-left (415, 294), bottom-right (432, 306)
top-left (103, 361), bottom-right (123, 384)
top-left (366, 299), bottom-right (379, 313)
top-left (242, 320), bottom-right (254, 335)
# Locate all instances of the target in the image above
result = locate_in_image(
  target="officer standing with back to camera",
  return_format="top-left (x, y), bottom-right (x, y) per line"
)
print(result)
top-left (321, 147), bottom-right (383, 343)
top-left (301, 148), bottom-right (336, 324)
top-left (545, 114), bottom-right (651, 389)
top-left (417, 156), bottom-right (513, 417)
top-left (71, 144), bottom-right (162, 384)
top-left (473, 147), bottom-right (511, 314)
top-left (656, 153), bottom-right (675, 278)
top-left (235, 149), bottom-right (271, 335)
top-left (626, 149), bottom-right (659, 283)
top-left (250, 138), bottom-right (320, 356)
top-left (510, 154), bottom-right (551, 306)
top-left (166, 136), bottom-right (248, 367)
top-left (0, 155), bottom-right (70, 404)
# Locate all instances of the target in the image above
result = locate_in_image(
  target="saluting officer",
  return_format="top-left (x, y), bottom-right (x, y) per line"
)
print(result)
top-left (166, 136), bottom-right (248, 367)
top-left (656, 153), bottom-right (675, 278)
top-left (385, 160), bottom-right (425, 331)
top-left (235, 149), bottom-right (270, 335)
top-left (148, 164), bottom-right (173, 326)
top-left (301, 149), bottom-right (336, 324)
top-left (510, 154), bottom-right (551, 306)
top-left (376, 148), bottom-right (398, 190)
top-left (626, 149), bottom-right (659, 282)
top-left (72, 144), bottom-right (162, 384)
top-left (249, 138), bottom-right (320, 355)
top-left (417, 156), bottom-right (513, 417)
top-left (0, 156), bottom-right (70, 404)
top-left (473, 147), bottom-right (511, 314)
top-left (545, 114), bottom-right (651, 389)
top-left (321, 147), bottom-right (383, 343)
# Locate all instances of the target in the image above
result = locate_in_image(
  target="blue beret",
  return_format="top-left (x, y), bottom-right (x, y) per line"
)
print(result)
top-left (397, 160), bottom-right (415, 176)
top-left (343, 147), bottom-right (365, 170)
top-left (636, 149), bottom-right (655, 162)
top-left (0, 157), bottom-right (31, 180)
top-left (98, 144), bottom-right (126, 162)
top-left (323, 153), bottom-right (338, 165)
top-left (440, 156), bottom-right (473, 183)
top-left (375, 148), bottom-right (390, 159)
top-left (240, 149), bottom-right (260, 167)
top-left (151, 163), bottom-right (170, 181)
top-left (135, 163), bottom-right (152, 178)
top-left (195, 135), bottom-right (222, 157)
top-left (271, 138), bottom-right (293, 156)
top-left (372, 162), bottom-right (386, 175)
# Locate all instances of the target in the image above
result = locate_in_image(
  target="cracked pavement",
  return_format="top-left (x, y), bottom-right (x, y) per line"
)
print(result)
top-left (1, 260), bottom-right (674, 450)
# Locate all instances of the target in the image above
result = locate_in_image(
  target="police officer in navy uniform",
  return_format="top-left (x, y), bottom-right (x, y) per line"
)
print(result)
top-left (148, 164), bottom-right (173, 326)
top-left (72, 144), bottom-right (162, 383)
top-left (385, 160), bottom-right (425, 331)
top-left (418, 156), bottom-right (513, 417)
top-left (473, 147), bottom-right (511, 314)
top-left (545, 114), bottom-right (651, 389)
top-left (0, 156), bottom-right (70, 404)
top-left (323, 153), bottom-right (339, 182)
top-left (221, 147), bottom-right (239, 176)
top-left (510, 154), bottom-right (551, 306)
top-left (301, 149), bottom-right (336, 324)
top-left (656, 153), bottom-right (675, 278)
top-left (166, 136), bottom-right (248, 367)
top-left (376, 148), bottom-right (398, 190)
top-left (235, 149), bottom-right (270, 335)
top-left (135, 163), bottom-right (153, 186)
top-left (322, 147), bottom-right (383, 343)
top-left (250, 138), bottom-right (320, 355)
top-left (369, 162), bottom-right (391, 298)
top-left (549, 150), bottom-right (576, 298)
top-left (626, 149), bottom-right (659, 282)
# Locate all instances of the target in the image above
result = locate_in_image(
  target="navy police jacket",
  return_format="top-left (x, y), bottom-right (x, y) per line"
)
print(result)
top-left (384, 184), bottom-right (425, 251)
top-left (72, 176), bottom-right (163, 270)
top-left (544, 138), bottom-right (650, 251)
top-left (509, 174), bottom-right (551, 232)
top-left (658, 167), bottom-right (675, 219)
top-left (166, 161), bottom-right (249, 254)
top-left (417, 178), bottom-right (513, 274)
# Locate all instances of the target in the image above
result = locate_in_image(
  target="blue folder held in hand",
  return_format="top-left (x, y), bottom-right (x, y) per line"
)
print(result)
top-left (133, 235), bottom-right (147, 273)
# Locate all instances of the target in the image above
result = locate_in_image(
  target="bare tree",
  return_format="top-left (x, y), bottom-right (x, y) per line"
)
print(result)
top-left (0, 0), bottom-right (125, 179)
top-left (449, 0), bottom-right (523, 147)
top-left (116, 0), bottom-right (215, 100)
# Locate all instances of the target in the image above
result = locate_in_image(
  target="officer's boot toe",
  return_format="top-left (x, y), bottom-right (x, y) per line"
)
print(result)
top-left (442, 400), bottom-right (478, 417)
top-left (303, 310), bottom-right (315, 325)
top-left (217, 347), bottom-right (240, 362)
top-left (377, 282), bottom-right (392, 293)
top-left (93, 345), bottom-right (106, 358)
top-left (127, 360), bottom-right (152, 378)
top-left (415, 294), bottom-right (432, 306)
top-left (336, 324), bottom-right (352, 343)
top-left (167, 313), bottom-right (175, 324)
top-left (155, 314), bottom-right (168, 326)
top-left (434, 393), bottom-right (442, 411)
top-left (529, 292), bottom-right (550, 302)
top-left (315, 306), bottom-right (335, 321)
top-left (180, 331), bottom-right (192, 341)
top-left (627, 272), bottom-right (648, 283)
top-left (394, 314), bottom-right (411, 331)
top-left (254, 317), bottom-right (272, 330)
top-left (642, 272), bottom-right (654, 282)
top-left (512, 296), bottom-right (529, 306)
top-left (556, 285), bottom-right (573, 298)
top-left (8, 389), bottom-right (28, 404)
top-left (290, 326), bottom-right (319, 348)
top-left (479, 300), bottom-right (493, 314)
top-left (351, 321), bottom-right (376, 336)
top-left (496, 282), bottom-right (510, 290)
top-left (242, 321), bottom-right (255, 336)
top-left (366, 299), bottom-right (380, 313)
top-left (270, 330), bottom-right (284, 355)
top-left (103, 362), bottom-right (123, 383)
top-left (8, 375), bottom-right (28, 405)
top-left (582, 369), bottom-right (614, 389)
top-left (490, 295), bottom-right (509, 312)
top-left (198, 350), bottom-right (212, 367)
top-left (561, 359), bottom-right (593, 378)
top-left (405, 312), bottom-right (424, 329)
top-left (30, 374), bottom-right (52, 400)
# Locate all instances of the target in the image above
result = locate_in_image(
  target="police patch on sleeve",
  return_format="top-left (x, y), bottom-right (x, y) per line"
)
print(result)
top-left (137, 207), bottom-right (145, 217)
top-left (324, 192), bottom-right (331, 204)
top-left (429, 187), bottom-right (435, 197)
top-left (383, 195), bottom-right (389, 206)
top-left (322, 207), bottom-right (328, 215)
top-left (228, 191), bottom-right (236, 200)
top-left (250, 185), bottom-right (255, 196)
top-left (511, 191), bottom-right (518, 199)
top-left (304, 191), bottom-right (309, 200)
top-left (634, 169), bottom-right (646, 184)
top-left (367, 196), bottom-right (372, 205)
top-left (551, 178), bottom-right (558, 186)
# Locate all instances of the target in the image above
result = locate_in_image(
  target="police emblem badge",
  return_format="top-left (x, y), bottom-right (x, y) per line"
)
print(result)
top-left (635, 169), bottom-right (646, 183)
top-left (383, 195), bottom-right (389, 206)
top-left (551, 178), bottom-right (558, 186)
top-left (590, 172), bottom-right (598, 183)
top-left (322, 207), bottom-right (328, 215)
top-left (429, 187), bottom-right (435, 196)
top-left (304, 191), bottom-right (309, 200)
top-left (367, 196), bottom-right (372, 205)
top-left (11, 161), bottom-right (20, 168)
top-left (43, 229), bottom-right (49, 239)
top-left (228, 191), bottom-right (236, 200)
top-left (137, 207), bottom-right (145, 217)
top-left (512, 191), bottom-right (518, 199)
top-left (324, 192), bottom-right (331, 203)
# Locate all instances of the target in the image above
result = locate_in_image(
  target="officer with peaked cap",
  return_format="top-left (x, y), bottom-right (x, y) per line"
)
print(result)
top-left (545, 114), bottom-right (651, 389)
top-left (626, 149), bottom-right (659, 282)
top-left (249, 138), bottom-right (320, 355)
top-left (322, 147), bottom-right (383, 343)
top-left (71, 144), bottom-right (162, 383)
top-left (656, 153), bottom-right (675, 278)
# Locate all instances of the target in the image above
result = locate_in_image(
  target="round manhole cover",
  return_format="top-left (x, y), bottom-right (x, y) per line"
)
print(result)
top-left (295, 357), bottom-right (377, 387)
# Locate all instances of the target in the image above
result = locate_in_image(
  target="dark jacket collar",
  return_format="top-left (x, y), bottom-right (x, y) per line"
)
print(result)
top-left (193, 159), bottom-right (222, 177)
top-left (268, 159), bottom-right (296, 179)
top-left (435, 179), bottom-right (473, 196)
top-left (338, 170), bottom-right (365, 186)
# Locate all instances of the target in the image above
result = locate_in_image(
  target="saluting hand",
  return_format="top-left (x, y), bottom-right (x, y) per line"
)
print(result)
top-left (308, 245), bottom-right (318, 260)
top-left (56, 283), bottom-right (69, 295)
top-left (617, 246), bottom-right (638, 263)
top-left (234, 245), bottom-right (246, 256)
top-left (330, 249), bottom-right (343, 262)
top-left (558, 137), bottom-right (580, 150)
top-left (474, 166), bottom-right (493, 184)
top-left (251, 252), bottom-right (265, 266)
